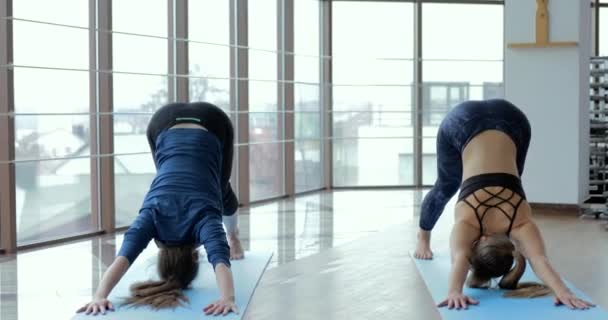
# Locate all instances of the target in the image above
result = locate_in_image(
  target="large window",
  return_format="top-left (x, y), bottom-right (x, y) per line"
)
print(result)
top-left (188, 0), bottom-right (231, 112)
top-left (421, 3), bottom-right (503, 185)
top-left (332, 2), bottom-right (415, 187)
top-left (186, 0), bottom-right (237, 203)
top-left (12, 0), bottom-right (94, 245)
top-left (332, 1), bottom-right (503, 187)
top-left (112, 0), bottom-right (168, 227)
top-left (249, 0), bottom-right (284, 201)
top-left (295, 0), bottom-right (323, 193)
top-left (1, 0), bottom-right (509, 250)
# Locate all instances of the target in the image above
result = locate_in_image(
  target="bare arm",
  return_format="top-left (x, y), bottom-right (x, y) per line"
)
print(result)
top-left (94, 256), bottom-right (131, 299)
top-left (438, 220), bottom-right (481, 309)
top-left (199, 214), bottom-right (239, 316)
top-left (510, 221), bottom-right (568, 294)
top-left (215, 263), bottom-right (236, 301)
top-left (77, 210), bottom-right (154, 315)
top-left (447, 253), bottom-right (472, 294)
top-left (76, 256), bottom-right (130, 315)
top-left (448, 220), bottom-right (480, 294)
top-left (511, 221), bottom-right (594, 309)
top-left (203, 263), bottom-right (239, 315)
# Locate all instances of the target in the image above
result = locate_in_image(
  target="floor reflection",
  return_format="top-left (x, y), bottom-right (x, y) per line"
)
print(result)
top-left (240, 189), bottom-right (419, 267)
top-left (0, 189), bottom-right (423, 320)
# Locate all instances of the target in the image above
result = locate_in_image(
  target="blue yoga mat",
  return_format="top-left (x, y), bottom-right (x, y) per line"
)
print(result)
top-left (73, 251), bottom-right (272, 320)
top-left (413, 252), bottom-right (606, 320)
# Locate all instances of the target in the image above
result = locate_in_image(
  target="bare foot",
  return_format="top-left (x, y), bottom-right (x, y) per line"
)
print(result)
top-left (414, 229), bottom-right (433, 260)
top-left (228, 235), bottom-right (245, 260)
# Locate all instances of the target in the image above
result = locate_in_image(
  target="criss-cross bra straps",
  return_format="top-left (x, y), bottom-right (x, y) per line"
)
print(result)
top-left (462, 187), bottom-right (524, 235)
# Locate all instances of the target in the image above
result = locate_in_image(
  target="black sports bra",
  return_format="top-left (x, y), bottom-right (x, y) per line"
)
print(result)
top-left (457, 173), bottom-right (526, 236)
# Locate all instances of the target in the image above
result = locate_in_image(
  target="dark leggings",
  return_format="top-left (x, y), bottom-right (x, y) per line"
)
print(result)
top-left (419, 99), bottom-right (531, 231)
top-left (146, 102), bottom-right (239, 216)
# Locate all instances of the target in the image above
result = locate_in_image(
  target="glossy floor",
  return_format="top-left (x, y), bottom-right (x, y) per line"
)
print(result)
top-left (1, 189), bottom-right (607, 320)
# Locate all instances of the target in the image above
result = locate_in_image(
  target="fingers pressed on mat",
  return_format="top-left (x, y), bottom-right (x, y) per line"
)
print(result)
top-left (214, 305), bottom-right (223, 315)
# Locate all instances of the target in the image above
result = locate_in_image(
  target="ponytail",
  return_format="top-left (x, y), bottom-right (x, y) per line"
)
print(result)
top-left (124, 279), bottom-right (189, 309)
top-left (469, 237), bottom-right (552, 299)
top-left (499, 251), bottom-right (551, 298)
top-left (123, 245), bottom-right (199, 309)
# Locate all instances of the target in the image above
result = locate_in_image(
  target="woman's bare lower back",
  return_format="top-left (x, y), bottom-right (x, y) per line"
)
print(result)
top-left (462, 130), bottom-right (519, 180)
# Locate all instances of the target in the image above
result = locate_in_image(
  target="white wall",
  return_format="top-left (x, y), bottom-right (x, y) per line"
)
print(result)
top-left (579, 2), bottom-right (592, 205)
top-left (505, 0), bottom-right (591, 204)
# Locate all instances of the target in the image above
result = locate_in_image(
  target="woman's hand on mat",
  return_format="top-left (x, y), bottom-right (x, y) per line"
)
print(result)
top-left (76, 297), bottom-right (115, 315)
top-left (438, 292), bottom-right (479, 310)
top-left (204, 297), bottom-right (239, 316)
top-left (554, 291), bottom-right (595, 310)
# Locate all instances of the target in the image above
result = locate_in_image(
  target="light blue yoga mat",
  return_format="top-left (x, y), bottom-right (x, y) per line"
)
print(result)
top-left (73, 251), bottom-right (272, 320)
top-left (413, 252), bottom-right (606, 320)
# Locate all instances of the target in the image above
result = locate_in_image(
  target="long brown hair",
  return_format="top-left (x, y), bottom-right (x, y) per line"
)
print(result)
top-left (468, 235), bottom-right (551, 298)
top-left (123, 245), bottom-right (199, 309)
